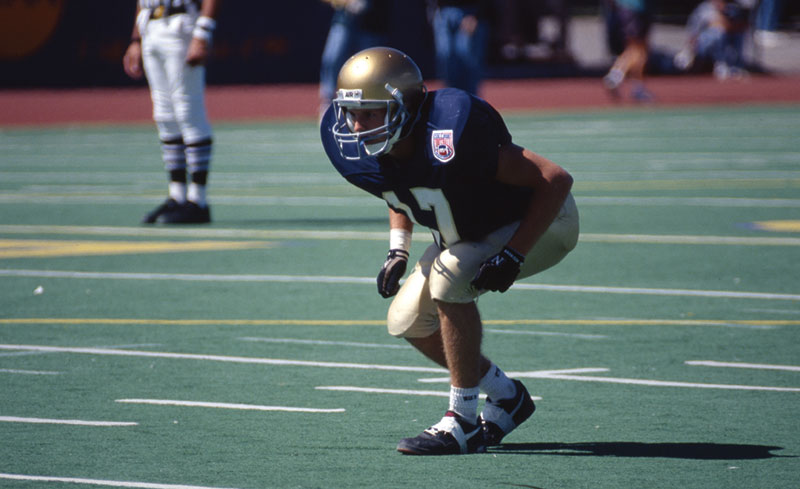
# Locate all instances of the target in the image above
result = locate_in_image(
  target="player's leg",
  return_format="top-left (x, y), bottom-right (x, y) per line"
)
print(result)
top-left (477, 192), bottom-right (579, 445)
top-left (141, 25), bottom-right (187, 224)
top-left (430, 237), bottom-right (536, 448)
top-left (158, 22), bottom-right (213, 224)
top-left (391, 239), bottom-right (521, 454)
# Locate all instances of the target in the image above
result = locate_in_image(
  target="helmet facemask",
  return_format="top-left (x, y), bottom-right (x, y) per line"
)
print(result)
top-left (332, 83), bottom-right (415, 160)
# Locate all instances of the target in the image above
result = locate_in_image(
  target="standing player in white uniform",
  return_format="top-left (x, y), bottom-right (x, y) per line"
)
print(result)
top-left (123, 0), bottom-right (220, 224)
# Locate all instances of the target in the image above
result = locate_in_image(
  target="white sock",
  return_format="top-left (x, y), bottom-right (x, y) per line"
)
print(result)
top-left (187, 182), bottom-right (206, 207)
top-left (479, 363), bottom-right (517, 401)
top-left (168, 182), bottom-right (187, 204)
top-left (449, 385), bottom-right (480, 425)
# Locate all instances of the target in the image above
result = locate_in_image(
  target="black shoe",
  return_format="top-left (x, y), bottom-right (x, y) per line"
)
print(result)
top-left (158, 201), bottom-right (211, 224)
top-left (141, 198), bottom-right (181, 224)
top-left (397, 411), bottom-right (486, 455)
top-left (480, 379), bottom-right (536, 446)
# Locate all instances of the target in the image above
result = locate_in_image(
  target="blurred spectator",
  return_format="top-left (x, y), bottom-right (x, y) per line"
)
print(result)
top-left (494, 0), bottom-right (572, 62)
top-left (754, 0), bottom-right (785, 47)
top-left (673, 0), bottom-right (750, 79)
top-left (602, 0), bottom-right (655, 102)
top-left (319, 0), bottom-right (390, 117)
top-left (427, 0), bottom-right (492, 95)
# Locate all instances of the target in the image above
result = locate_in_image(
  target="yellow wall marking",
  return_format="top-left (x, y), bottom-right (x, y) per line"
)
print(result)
top-left (0, 239), bottom-right (273, 259)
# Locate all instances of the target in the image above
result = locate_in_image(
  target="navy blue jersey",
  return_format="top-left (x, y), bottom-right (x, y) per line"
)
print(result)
top-left (321, 88), bottom-right (533, 247)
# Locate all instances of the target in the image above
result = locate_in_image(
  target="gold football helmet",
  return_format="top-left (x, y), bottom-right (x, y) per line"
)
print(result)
top-left (332, 47), bottom-right (427, 159)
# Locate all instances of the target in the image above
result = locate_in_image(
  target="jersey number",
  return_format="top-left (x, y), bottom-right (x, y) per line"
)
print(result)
top-left (383, 188), bottom-right (459, 247)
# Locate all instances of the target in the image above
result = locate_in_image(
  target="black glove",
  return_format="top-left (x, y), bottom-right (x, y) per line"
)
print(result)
top-left (377, 249), bottom-right (409, 298)
top-left (471, 246), bottom-right (525, 293)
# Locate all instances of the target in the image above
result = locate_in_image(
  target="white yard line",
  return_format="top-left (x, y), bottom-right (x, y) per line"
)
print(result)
top-left (0, 416), bottom-right (137, 427)
top-left (686, 360), bottom-right (800, 372)
top-left (533, 373), bottom-right (800, 392)
top-left (0, 473), bottom-right (243, 489)
top-left (2, 225), bottom-right (800, 245)
top-left (2, 269), bottom-right (797, 301)
top-left (416, 368), bottom-right (610, 383)
top-left (239, 337), bottom-right (411, 349)
top-left (0, 368), bottom-right (60, 375)
top-left (417, 368), bottom-right (800, 392)
top-left (115, 399), bottom-right (344, 413)
top-left (316, 386), bottom-right (456, 397)
top-left (315, 385), bottom-right (544, 401)
top-left (0, 344), bottom-right (448, 374)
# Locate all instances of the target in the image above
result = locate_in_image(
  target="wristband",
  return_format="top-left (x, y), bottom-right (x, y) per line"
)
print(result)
top-left (193, 16), bottom-right (216, 42)
top-left (389, 228), bottom-right (412, 252)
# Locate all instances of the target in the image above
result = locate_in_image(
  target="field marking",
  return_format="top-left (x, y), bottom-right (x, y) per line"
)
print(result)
top-left (574, 178), bottom-right (800, 192)
top-left (0, 225), bottom-right (388, 240)
top-left (747, 220), bottom-right (800, 232)
top-left (0, 344), bottom-right (448, 374)
top-left (316, 386), bottom-right (459, 398)
top-left (533, 372), bottom-right (800, 392)
top-left (417, 368), bottom-right (610, 383)
top-left (1, 318), bottom-right (797, 328)
top-left (315, 386), bottom-right (543, 401)
top-left (0, 368), bottom-right (61, 375)
top-left (0, 194), bottom-right (374, 207)
top-left (579, 233), bottom-right (800, 246)
top-left (0, 416), bottom-right (137, 427)
top-left (0, 239), bottom-right (273, 259)
top-left (0, 473), bottom-right (243, 489)
top-left (577, 196), bottom-right (800, 208)
top-left (417, 368), bottom-right (800, 392)
top-left (2, 269), bottom-right (798, 301)
top-left (2, 224), bottom-right (800, 246)
top-left (2, 193), bottom-right (800, 208)
top-left (686, 360), bottom-right (800, 372)
top-left (239, 337), bottom-right (411, 349)
top-left (485, 328), bottom-right (607, 339)
top-left (510, 283), bottom-right (800, 301)
top-left (115, 399), bottom-right (344, 414)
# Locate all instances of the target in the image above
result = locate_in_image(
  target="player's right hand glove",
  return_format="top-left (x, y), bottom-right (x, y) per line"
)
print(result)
top-left (377, 249), bottom-right (409, 298)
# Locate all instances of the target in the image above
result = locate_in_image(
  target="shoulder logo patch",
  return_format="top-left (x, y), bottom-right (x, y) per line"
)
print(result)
top-left (431, 129), bottom-right (455, 163)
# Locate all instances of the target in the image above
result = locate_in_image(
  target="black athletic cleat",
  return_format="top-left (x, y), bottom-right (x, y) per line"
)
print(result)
top-left (397, 411), bottom-right (486, 455)
top-left (480, 379), bottom-right (536, 446)
top-left (158, 201), bottom-right (211, 224)
top-left (141, 198), bottom-right (182, 224)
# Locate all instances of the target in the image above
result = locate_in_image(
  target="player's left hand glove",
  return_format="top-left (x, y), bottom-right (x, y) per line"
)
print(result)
top-left (471, 246), bottom-right (525, 293)
top-left (377, 249), bottom-right (409, 298)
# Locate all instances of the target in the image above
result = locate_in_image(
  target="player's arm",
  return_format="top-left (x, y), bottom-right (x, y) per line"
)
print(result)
top-left (186, 0), bottom-right (221, 66)
top-left (123, 6), bottom-right (144, 79)
top-left (471, 143), bottom-right (572, 292)
top-left (377, 207), bottom-right (414, 298)
top-left (496, 143), bottom-right (573, 255)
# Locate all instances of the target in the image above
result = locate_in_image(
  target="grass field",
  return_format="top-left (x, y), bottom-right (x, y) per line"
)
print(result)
top-left (1, 104), bottom-right (799, 489)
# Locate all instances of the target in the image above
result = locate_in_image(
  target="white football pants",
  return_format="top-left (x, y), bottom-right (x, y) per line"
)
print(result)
top-left (141, 13), bottom-right (212, 144)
